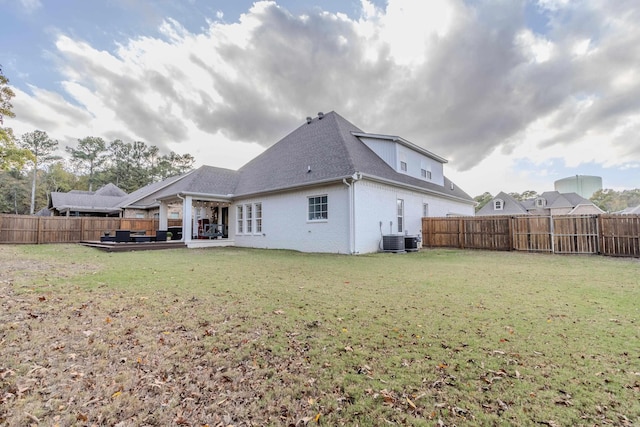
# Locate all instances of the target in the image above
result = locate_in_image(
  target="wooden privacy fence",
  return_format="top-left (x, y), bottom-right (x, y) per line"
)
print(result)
top-left (422, 214), bottom-right (640, 258)
top-left (0, 215), bottom-right (182, 244)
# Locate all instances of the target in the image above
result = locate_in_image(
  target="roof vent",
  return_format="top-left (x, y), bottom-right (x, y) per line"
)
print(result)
top-left (318, 112), bottom-right (324, 119)
top-left (306, 117), bottom-right (312, 124)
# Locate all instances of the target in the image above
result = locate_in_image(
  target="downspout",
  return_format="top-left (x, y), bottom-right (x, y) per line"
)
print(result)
top-left (342, 178), bottom-right (354, 254)
top-left (343, 172), bottom-right (361, 254)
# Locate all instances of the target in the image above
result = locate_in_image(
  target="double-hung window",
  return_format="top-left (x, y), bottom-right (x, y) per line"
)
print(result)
top-left (255, 203), bottom-right (262, 233)
top-left (237, 205), bottom-right (244, 234)
top-left (245, 204), bottom-right (253, 233)
top-left (397, 199), bottom-right (404, 233)
top-left (308, 195), bottom-right (328, 221)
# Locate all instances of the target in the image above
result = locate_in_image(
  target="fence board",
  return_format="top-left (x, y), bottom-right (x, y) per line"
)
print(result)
top-left (599, 214), bottom-right (640, 257)
top-left (0, 215), bottom-right (183, 244)
top-left (422, 214), bottom-right (639, 258)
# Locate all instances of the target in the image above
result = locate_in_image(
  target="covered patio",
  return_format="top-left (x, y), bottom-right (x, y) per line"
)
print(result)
top-left (157, 193), bottom-right (235, 249)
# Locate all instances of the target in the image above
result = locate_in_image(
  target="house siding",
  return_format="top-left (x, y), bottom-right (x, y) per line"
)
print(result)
top-left (359, 137), bottom-right (445, 186)
top-left (353, 180), bottom-right (475, 254)
top-left (233, 184), bottom-right (350, 253)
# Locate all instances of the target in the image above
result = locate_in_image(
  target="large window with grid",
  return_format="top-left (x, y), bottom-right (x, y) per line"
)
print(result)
top-left (308, 195), bottom-right (328, 221)
top-left (397, 199), bottom-right (404, 233)
top-left (255, 203), bottom-right (262, 233)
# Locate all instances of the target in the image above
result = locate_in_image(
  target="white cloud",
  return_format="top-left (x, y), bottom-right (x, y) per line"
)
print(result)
top-left (19, 0), bottom-right (41, 13)
top-left (8, 0), bottom-right (640, 194)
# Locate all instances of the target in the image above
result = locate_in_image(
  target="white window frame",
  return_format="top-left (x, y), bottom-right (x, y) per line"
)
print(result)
top-left (308, 195), bottom-right (328, 221)
top-left (255, 203), bottom-right (262, 233)
top-left (536, 198), bottom-right (546, 207)
top-left (245, 204), bottom-right (253, 233)
top-left (237, 205), bottom-right (244, 234)
top-left (494, 199), bottom-right (504, 210)
top-left (400, 161), bottom-right (407, 172)
top-left (397, 199), bottom-right (404, 233)
top-left (422, 203), bottom-right (429, 217)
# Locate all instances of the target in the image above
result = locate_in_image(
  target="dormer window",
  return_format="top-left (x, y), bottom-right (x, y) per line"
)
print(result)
top-left (535, 198), bottom-right (546, 207)
top-left (400, 161), bottom-right (407, 172)
top-left (421, 169), bottom-right (432, 180)
top-left (494, 199), bottom-right (504, 210)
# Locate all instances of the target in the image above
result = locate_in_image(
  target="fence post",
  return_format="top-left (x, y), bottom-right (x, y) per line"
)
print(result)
top-left (508, 216), bottom-right (514, 251)
top-left (550, 216), bottom-right (555, 254)
top-left (596, 214), bottom-right (603, 255)
top-left (459, 218), bottom-right (464, 249)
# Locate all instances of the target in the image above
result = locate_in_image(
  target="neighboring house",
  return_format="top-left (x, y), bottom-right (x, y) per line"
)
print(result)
top-left (48, 176), bottom-right (186, 219)
top-left (49, 183), bottom-right (127, 217)
top-left (477, 190), bottom-right (604, 216)
top-left (476, 191), bottom-right (529, 216)
top-left (143, 111), bottom-right (475, 253)
top-left (616, 205), bottom-right (640, 215)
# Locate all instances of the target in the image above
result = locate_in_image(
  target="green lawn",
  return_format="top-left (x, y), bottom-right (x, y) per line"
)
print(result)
top-left (1, 245), bottom-right (639, 426)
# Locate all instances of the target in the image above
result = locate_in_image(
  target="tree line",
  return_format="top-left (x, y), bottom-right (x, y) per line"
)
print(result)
top-left (474, 189), bottom-right (640, 213)
top-left (1, 65), bottom-right (194, 215)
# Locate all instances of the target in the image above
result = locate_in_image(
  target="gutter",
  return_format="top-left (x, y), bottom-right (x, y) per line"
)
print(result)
top-left (233, 175), bottom-right (358, 200)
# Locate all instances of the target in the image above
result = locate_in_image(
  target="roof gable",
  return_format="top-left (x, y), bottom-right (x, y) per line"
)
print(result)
top-left (476, 191), bottom-right (528, 216)
top-left (94, 183), bottom-right (127, 197)
top-left (147, 165), bottom-right (240, 202)
top-left (234, 112), bottom-right (359, 196)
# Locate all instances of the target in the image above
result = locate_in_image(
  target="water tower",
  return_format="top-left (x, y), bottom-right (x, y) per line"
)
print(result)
top-left (554, 175), bottom-right (602, 198)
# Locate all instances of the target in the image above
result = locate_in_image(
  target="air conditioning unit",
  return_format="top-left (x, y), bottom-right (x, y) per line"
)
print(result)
top-left (404, 235), bottom-right (420, 252)
top-left (382, 235), bottom-right (405, 253)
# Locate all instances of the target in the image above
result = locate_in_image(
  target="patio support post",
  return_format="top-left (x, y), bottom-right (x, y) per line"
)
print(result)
top-left (159, 201), bottom-right (168, 231)
top-left (183, 195), bottom-right (193, 243)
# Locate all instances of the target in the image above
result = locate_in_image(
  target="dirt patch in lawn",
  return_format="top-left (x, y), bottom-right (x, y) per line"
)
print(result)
top-left (0, 249), bottom-right (344, 426)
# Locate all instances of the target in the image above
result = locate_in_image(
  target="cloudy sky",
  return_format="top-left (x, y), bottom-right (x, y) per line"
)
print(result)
top-left (2, 0), bottom-right (639, 196)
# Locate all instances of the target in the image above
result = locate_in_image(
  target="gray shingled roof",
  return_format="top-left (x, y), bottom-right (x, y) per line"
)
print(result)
top-left (120, 173), bottom-right (189, 208)
top-left (149, 165), bottom-right (240, 201)
top-left (476, 191), bottom-right (528, 216)
top-left (94, 183), bottom-right (127, 197)
top-left (234, 111), bottom-right (473, 202)
top-left (478, 190), bottom-right (598, 216)
top-left (49, 183), bottom-right (127, 213)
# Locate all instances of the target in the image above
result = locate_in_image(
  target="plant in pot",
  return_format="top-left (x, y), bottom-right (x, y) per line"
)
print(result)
top-left (166, 231), bottom-right (173, 241)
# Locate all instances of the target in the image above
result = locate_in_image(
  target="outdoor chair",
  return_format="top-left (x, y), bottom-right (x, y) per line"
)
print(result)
top-left (155, 230), bottom-right (167, 242)
top-left (115, 230), bottom-right (130, 243)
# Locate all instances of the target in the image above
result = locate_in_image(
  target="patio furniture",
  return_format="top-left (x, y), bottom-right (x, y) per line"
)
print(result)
top-left (155, 230), bottom-right (167, 242)
top-left (168, 226), bottom-right (182, 240)
top-left (201, 224), bottom-right (225, 239)
top-left (115, 230), bottom-right (130, 243)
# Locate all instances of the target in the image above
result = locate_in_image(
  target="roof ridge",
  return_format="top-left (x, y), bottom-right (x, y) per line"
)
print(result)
top-left (325, 111), bottom-right (359, 174)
